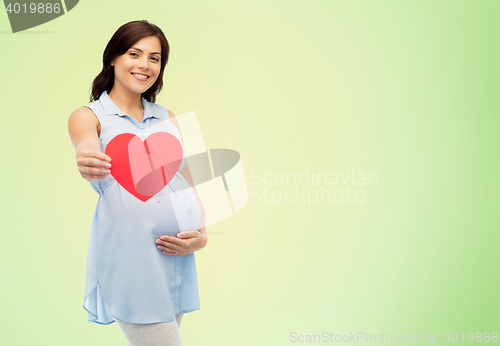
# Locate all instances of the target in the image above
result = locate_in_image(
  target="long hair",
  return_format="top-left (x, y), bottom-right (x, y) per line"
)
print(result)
top-left (89, 20), bottom-right (170, 104)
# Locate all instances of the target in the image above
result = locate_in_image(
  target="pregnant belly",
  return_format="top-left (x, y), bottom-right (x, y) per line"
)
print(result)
top-left (97, 177), bottom-right (201, 241)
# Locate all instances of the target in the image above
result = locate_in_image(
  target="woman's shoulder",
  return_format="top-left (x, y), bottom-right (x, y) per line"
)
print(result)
top-left (68, 105), bottom-right (101, 138)
top-left (165, 107), bottom-right (176, 119)
top-left (69, 105), bottom-right (98, 122)
top-left (68, 106), bottom-right (100, 133)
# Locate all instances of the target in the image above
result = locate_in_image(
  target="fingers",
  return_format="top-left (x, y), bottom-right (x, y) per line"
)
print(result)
top-left (80, 149), bottom-right (111, 163)
top-left (77, 150), bottom-right (112, 181)
top-left (156, 237), bottom-right (182, 248)
top-left (79, 166), bottom-right (111, 181)
top-left (157, 243), bottom-right (184, 256)
top-left (161, 247), bottom-right (184, 256)
top-left (156, 237), bottom-right (186, 256)
top-left (79, 165), bottom-right (110, 176)
top-left (78, 156), bottom-right (111, 169)
top-left (176, 231), bottom-right (200, 239)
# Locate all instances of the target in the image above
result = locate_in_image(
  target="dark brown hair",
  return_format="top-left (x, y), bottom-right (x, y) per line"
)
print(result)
top-left (89, 20), bottom-right (170, 104)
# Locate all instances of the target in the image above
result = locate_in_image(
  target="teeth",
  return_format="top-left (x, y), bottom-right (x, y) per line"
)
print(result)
top-left (133, 73), bottom-right (149, 78)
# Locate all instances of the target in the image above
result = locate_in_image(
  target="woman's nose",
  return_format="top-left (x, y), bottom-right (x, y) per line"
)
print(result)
top-left (137, 57), bottom-right (149, 69)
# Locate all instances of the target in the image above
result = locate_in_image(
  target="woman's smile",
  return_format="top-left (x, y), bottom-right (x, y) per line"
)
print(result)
top-left (131, 72), bottom-right (150, 81)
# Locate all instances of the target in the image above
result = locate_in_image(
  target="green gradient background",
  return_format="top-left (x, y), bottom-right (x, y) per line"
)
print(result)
top-left (1, 1), bottom-right (499, 345)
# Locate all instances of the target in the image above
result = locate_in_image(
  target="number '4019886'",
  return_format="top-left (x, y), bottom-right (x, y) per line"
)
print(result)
top-left (444, 332), bottom-right (498, 342)
top-left (5, 3), bottom-right (61, 14)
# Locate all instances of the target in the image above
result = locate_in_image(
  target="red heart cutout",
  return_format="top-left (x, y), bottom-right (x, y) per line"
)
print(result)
top-left (105, 132), bottom-right (183, 202)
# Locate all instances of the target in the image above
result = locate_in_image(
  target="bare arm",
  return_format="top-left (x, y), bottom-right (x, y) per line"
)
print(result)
top-left (68, 106), bottom-right (112, 181)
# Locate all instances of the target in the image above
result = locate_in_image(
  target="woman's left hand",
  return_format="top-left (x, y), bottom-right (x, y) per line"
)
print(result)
top-left (155, 230), bottom-right (207, 257)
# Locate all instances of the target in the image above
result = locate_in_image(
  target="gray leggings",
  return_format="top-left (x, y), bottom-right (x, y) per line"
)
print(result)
top-left (116, 313), bottom-right (184, 346)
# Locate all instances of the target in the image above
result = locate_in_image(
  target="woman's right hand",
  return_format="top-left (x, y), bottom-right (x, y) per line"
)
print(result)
top-left (68, 106), bottom-right (111, 182)
top-left (76, 149), bottom-right (112, 181)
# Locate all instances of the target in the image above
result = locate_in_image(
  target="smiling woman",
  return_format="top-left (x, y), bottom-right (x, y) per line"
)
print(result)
top-left (111, 42), bottom-right (161, 86)
top-left (67, 20), bottom-right (207, 346)
top-left (89, 20), bottom-right (170, 105)
top-left (107, 35), bottom-right (163, 123)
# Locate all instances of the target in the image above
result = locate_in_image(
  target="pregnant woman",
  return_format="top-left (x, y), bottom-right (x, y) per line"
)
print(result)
top-left (67, 20), bottom-right (207, 345)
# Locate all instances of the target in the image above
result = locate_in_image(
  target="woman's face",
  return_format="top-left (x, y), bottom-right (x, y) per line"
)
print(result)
top-left (110, 36), bottom-right (162, 95)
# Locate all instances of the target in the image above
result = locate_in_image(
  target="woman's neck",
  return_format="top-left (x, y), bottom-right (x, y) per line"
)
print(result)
top-left (108, 86), bottom-right (143, 115)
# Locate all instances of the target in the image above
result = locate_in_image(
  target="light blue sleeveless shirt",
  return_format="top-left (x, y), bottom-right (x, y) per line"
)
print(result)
top-left (83, 90), bottom-right (201, 325)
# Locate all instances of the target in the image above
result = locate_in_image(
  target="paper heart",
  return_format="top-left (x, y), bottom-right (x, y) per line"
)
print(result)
top-left (105, 132), bottom-right (183, 202)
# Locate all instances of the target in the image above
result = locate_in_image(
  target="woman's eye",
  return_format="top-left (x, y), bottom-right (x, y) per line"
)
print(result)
top-left (129, 53), bottom-right (158, 62)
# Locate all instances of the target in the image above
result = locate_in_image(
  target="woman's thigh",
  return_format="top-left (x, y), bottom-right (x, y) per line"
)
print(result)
top-left (116, 313), bottom-right (184, 346)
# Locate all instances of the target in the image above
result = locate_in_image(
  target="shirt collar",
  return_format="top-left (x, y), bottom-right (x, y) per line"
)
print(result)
top-left (99, 90), bottom-right (158, 120)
